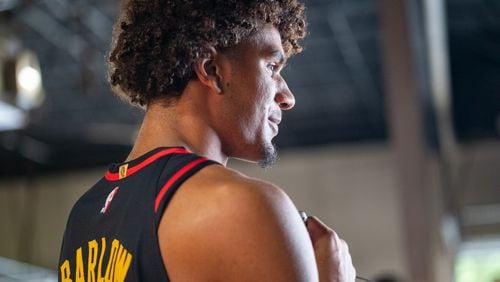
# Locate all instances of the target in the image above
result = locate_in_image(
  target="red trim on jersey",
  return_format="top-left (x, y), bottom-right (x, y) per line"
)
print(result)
top-left (154, 157), bottom-right (208, 213)
top-left (105, 148), bottom-right (190, 181)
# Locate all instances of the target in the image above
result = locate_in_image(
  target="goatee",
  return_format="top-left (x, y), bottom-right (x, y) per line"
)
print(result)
top-left (258, 142), bottom-right (278, 168)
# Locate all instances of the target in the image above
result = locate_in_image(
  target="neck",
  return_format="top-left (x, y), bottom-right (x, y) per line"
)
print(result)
top-left (126, 92), bottom-right (228, 166)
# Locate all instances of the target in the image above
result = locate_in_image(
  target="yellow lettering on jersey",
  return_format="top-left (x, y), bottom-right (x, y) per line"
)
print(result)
top-left (104, 239), bottom-right (120, 281)
top-left (113, 242), bottom-right (132, 282)
top-left (75, 247), bottom-right (85, 282)
top-left (97, 237), bottom-right (107, 282)
top-left (118, 164), bottom-right (128, 179)
top-left (60, 259), bottom-right (72, 282)
top-left (87, 239), bottom-right (98, 282)
top-left (59, 237), bottom-right (132, 281)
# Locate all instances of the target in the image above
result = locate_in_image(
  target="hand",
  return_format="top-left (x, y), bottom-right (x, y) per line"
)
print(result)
top-left (305, 216), bottom-right (356, 282)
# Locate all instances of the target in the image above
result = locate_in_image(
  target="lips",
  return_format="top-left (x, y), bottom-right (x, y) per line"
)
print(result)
top-left (268, 113), bottom-right (281, 135)
top-left (268, 114), bottom-right (282, 125)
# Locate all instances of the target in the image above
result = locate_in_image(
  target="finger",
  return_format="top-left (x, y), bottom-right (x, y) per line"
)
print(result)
top-left (340, 239), bottom-right (349, 253)
top-left (342, 240), bottom-right (354, 266)
top-left (305, 216), bottom-right (340, 245)
top-left (305, 216), bottom-right (329, 242)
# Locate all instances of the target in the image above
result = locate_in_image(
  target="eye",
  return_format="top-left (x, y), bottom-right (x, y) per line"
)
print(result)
top-left (268, 62), bottom-right (284, 75)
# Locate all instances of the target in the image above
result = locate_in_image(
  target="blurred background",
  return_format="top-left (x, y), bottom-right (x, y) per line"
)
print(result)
top-left (0, 0), bottom-right (499, 281)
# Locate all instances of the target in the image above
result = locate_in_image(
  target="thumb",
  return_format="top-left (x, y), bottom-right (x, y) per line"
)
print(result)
top-left (305, 216), bottom-right (337, 245)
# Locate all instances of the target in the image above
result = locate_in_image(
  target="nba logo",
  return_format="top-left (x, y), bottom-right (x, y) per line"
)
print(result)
top-left (101, 186), bottom-right (120, 214)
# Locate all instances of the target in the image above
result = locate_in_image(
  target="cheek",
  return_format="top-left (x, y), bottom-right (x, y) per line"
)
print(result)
top-left (226, 71), bottom-right (273, 131)
top-left (255, 73), bottom-right (275, 103)
top-left (252, 81), bottom-right (273, 122)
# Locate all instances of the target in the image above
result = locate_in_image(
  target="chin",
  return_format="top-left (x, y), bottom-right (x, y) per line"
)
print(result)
top-left (257, 141), bottom-right (278, 168)
top-left (230, 134), bottom-right (277, 167)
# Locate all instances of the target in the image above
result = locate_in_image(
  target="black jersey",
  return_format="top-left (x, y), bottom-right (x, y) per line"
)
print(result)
top-left (58, 147), bottom-right (218, 281)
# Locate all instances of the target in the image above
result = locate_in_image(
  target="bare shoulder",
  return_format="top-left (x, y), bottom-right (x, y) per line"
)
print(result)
top-left (196, 164), bottom-right (292, 208)
top-left (158, 164), bottom-right (318, 282)
top-left (165, 164), bottom-right (296, 222)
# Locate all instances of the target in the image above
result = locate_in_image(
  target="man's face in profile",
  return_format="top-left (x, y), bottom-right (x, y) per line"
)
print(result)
top-left (213, 25), bottom-right (295, 168)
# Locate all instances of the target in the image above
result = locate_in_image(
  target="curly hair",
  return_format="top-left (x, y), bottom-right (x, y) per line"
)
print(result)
top-left (107, 0), bottom-right (307, 107)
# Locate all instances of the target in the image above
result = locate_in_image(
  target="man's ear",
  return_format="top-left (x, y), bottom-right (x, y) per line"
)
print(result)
top-left (194, 46), bottom-right (223, 93)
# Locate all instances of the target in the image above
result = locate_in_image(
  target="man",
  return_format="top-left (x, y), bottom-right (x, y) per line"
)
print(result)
top-left (59, 0), bottom-right (356, 281)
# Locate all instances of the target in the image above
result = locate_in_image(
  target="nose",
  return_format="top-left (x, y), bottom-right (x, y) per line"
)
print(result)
top-left (275, 78), bottom-right (295, 110)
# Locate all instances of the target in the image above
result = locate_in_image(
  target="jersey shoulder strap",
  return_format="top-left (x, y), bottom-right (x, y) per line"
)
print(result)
top-left (153, 151), bottom-right (219, 223)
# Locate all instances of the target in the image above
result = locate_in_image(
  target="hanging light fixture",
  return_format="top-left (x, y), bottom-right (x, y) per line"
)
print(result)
top-left (0, 36), bottom-right (44, 110)
top-left (0, 35), bottom-right (44, 131)
top-left (14, 50), bottom-right (44, 110)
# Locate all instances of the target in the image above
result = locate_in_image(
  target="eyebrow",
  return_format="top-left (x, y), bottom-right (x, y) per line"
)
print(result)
top-left (270, 50), bottom-right (286, 65)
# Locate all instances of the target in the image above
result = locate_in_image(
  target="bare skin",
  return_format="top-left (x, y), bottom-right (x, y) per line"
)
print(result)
top-left (127, 25), bottom-right (356, 281)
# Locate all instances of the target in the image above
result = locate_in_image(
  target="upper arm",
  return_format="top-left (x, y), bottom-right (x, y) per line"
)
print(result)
top-left (158, 167), bottom-right (318, 282)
